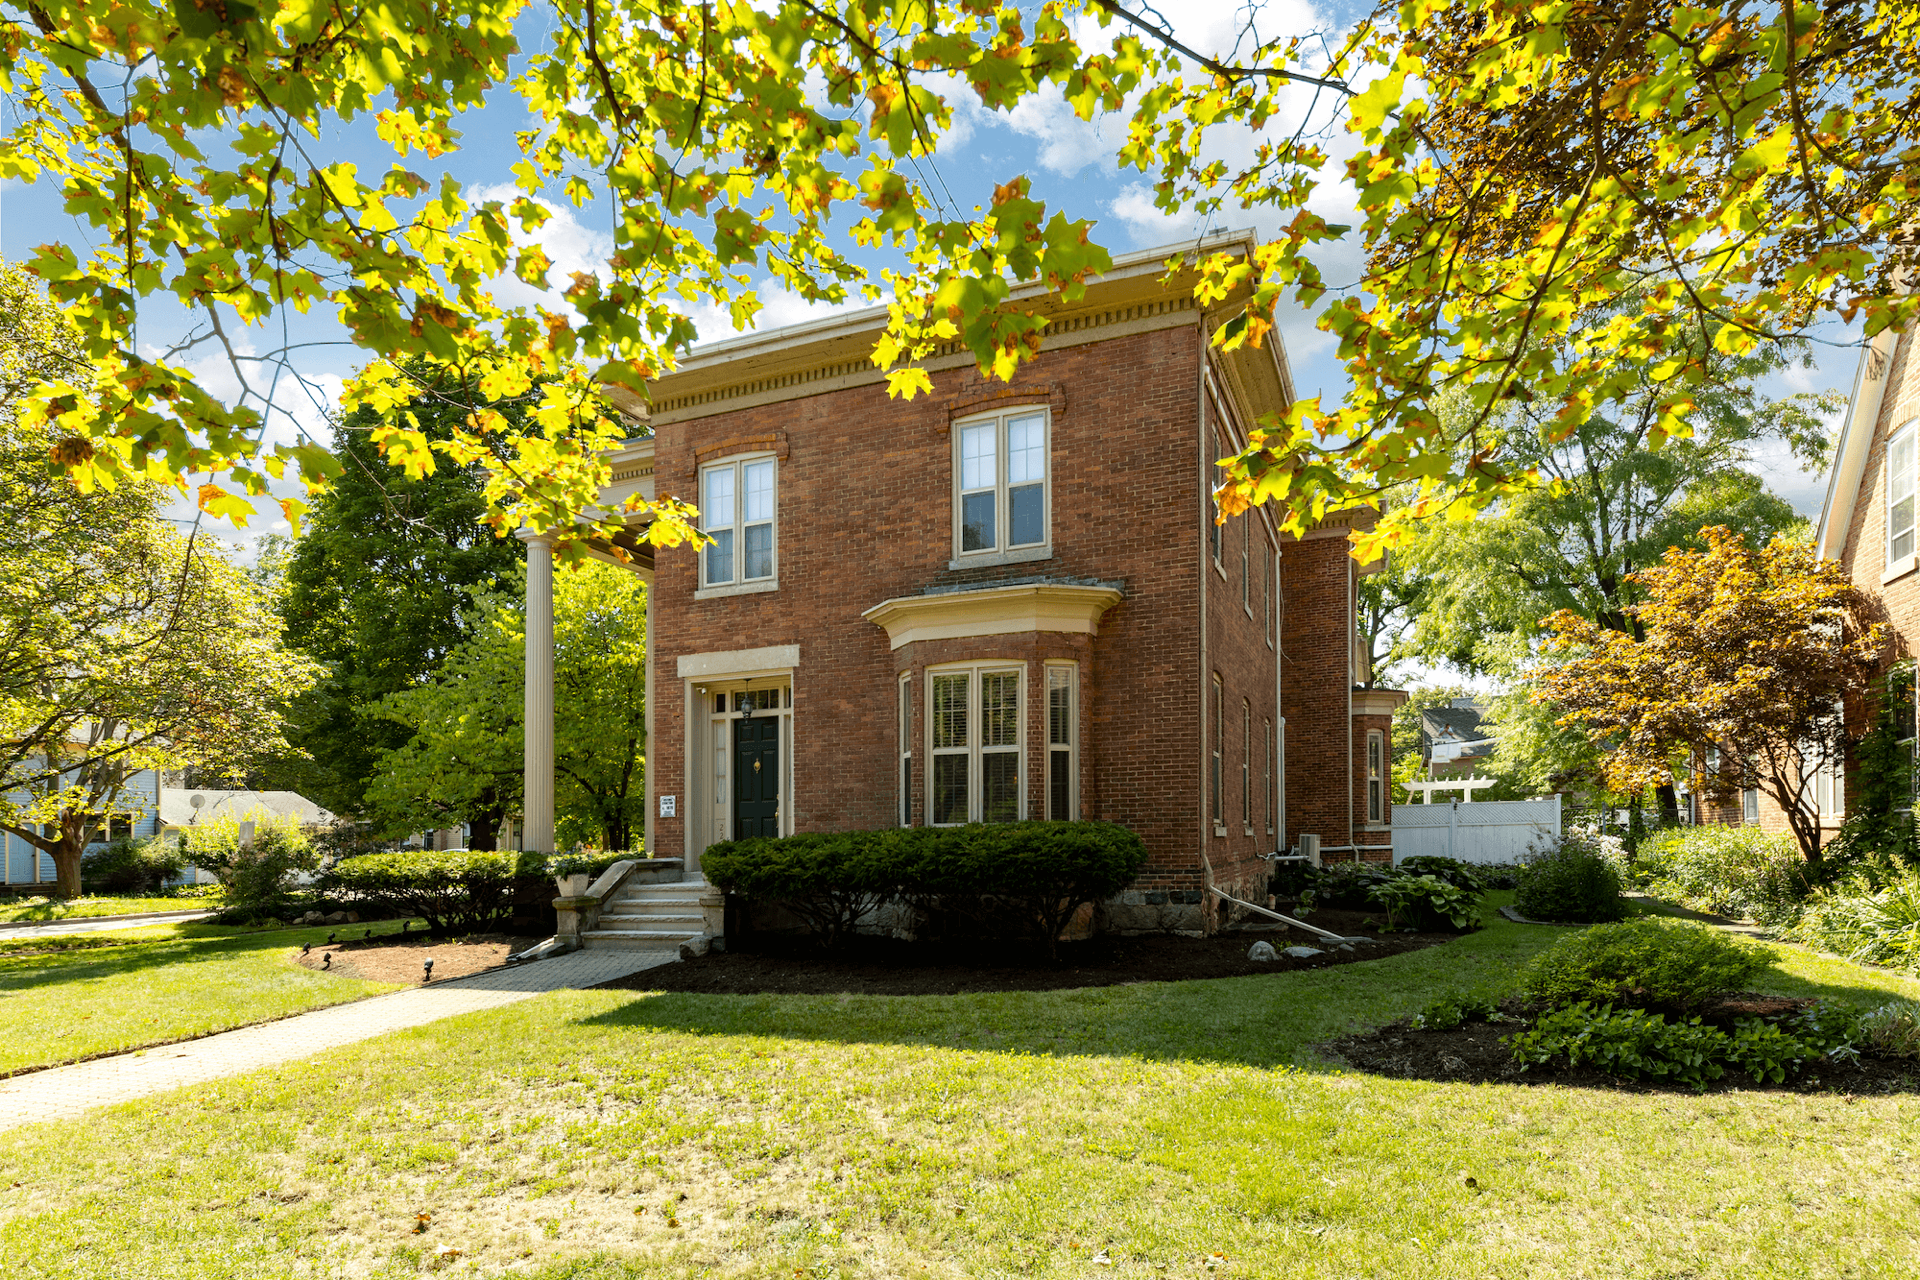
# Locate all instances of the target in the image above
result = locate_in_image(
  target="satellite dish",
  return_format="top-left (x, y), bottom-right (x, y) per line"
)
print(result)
top-left (189, 793), bottom-right (205, 808)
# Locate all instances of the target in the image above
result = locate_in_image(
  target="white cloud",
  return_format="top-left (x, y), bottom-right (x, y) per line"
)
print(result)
top-left (683, 275), bottom-right (867, 346)
top-left (467, 182), bottom-right (616, 316)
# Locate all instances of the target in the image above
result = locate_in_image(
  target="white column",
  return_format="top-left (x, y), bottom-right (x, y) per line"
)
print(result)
top-left (524, 533), bottom-right (556, 852)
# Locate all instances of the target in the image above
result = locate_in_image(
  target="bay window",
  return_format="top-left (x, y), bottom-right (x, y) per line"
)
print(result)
top-left (929, 665), bottom-right (1024, 824)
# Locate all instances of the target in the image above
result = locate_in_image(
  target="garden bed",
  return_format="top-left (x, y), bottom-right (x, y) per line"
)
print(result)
top-left (293, 931), bottom-right (542, 985)
top-left (598, 908), bottom-right (1459, 995)
top-left (1329, 993), bottom-right (1920, 1094)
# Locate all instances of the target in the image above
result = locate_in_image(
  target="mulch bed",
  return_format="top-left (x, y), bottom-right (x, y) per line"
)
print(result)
top-left (597, 908), bottom-right (1458, 996)
top-left (1328, 993), bottom-right (1920, 1095)
top-left (294, 931), bottom-right (543, 986)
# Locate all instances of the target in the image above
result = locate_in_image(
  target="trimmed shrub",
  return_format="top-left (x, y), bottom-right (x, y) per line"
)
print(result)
top-left (703, 821), bottom-right (1148, 955)
top-left (1366, 874), bottom-right (1482, 932)
top-left (320, 849), bottom-right (520, 936)
top-left (548, 848), bottom-right (643, 881)
top-left (1635, 826), bottom-right (1812, 924)
top-left (1520, 918), bottom-right (1775, 1012)
top-left (1297, 861), bottom-right (1398, 911)
top-left (1515, 835), bottom-right (1629, 923)
top-left (81, 836), bottom-right (188, 894)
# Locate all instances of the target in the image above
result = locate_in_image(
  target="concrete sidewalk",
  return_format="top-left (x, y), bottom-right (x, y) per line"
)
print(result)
top-left (0, 949), bottom-right (675, 1132)
top-left (0, 910), bottom-right (216, 940)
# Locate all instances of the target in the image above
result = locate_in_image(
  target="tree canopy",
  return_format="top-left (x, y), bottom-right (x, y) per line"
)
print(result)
top-left (0, 265), bottom-right (319, 896)
top-left (366, 560), bottom-right (648, 852)
top-left (279, 378), bottom-right (526, 816)
top-left (5, 1), bottom-right (1915, 552)
top-left (1536, 527), bottom-right (1882, 862)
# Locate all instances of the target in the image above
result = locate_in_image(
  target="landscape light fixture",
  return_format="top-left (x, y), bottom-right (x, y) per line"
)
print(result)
top-left (321, 953), bottom-right (332, 970)
top-left (423, 958), bottom-right (435, 982)
top-left (326, 931), bottom-right (336, 944)
top-left (301, 943), bottom-right (310, 956)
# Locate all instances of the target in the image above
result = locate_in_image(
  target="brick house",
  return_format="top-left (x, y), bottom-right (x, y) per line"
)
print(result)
top-left (520, 232), bottom-right (1406, 934)
top-left (1782, 321), bottom-right (1920, 838)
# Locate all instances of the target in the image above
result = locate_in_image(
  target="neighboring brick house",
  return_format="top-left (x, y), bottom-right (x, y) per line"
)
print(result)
top-left (523, 232), bottom-right (1406, 933)
top-left (1725, 321), bottom-right (1920, 840)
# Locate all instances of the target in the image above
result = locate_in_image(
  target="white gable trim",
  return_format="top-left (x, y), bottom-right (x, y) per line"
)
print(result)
top-left (1817, 329), bottom-right (1901, 562)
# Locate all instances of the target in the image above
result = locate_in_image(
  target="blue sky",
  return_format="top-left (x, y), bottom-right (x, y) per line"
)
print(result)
top-left (0, 0), bottom-right (1853, 553)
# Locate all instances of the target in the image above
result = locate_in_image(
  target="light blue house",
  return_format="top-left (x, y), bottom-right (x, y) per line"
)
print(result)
top-left (2, 768), bottom-right (167, 887)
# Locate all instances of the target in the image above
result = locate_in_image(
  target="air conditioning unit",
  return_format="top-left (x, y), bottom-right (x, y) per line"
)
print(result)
top-left (1298, 833), bottom-right (1321, 867)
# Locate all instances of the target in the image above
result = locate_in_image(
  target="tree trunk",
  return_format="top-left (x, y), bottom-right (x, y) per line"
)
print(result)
top-left (1655, 782), bottom-right (1681, 828)
top-left (52, 841), bottom-right (84, 898)
top-left (468, 808), bottom-right (499, 852)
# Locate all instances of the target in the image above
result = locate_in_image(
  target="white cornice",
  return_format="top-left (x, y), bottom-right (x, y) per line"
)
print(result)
top-left (1351, 688), bottom-right (1409, 717)
top-left (861, 583), bottom-right (1124, 651)
top-left (1817, 329), bottom-right (1901, 563)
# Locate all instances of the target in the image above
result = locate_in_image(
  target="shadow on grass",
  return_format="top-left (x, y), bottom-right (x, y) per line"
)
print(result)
top-left (569, 908), bottom-right (1566, 1072)
top-left (0, 919), bottom-right (420, 989)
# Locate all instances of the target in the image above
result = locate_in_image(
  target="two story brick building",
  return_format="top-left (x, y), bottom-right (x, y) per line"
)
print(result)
top-left (520, 232), bottom-right (1405, 933)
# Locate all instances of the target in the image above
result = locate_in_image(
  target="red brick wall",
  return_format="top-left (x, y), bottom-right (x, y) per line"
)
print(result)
top-left (645, 319), bottom-right (1372, 922)
top-left (1280, 535), bottom-right (1357, 853)
top-left (649, 324), bottom-right (1214, 889)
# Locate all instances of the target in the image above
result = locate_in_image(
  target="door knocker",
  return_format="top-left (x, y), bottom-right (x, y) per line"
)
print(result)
top-left (753, 758), bottom-right (762, 773)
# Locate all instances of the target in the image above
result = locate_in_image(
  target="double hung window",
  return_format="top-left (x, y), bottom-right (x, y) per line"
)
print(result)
top-left (1892, 421), bottom-right (1919, 567)
top-left (1047, 665), bottom-right (1077, 821)
top-left (700, 456), bottom-right (777, 588)
top-left (899, 675), bottom-right (913, 827)
top-left (1241, 700), bottom-right (1252, 829)
top-left (956, 410), bottom-right (1048, 558)
top-left (930, 666), bottom-right (1023, 824)
top-left (1264, 718), bottom-right (1275, 835)
top-left (1211, 674), bottom-right (1224, 829)
top-left (1367, 731), bottom-right (1385, 824)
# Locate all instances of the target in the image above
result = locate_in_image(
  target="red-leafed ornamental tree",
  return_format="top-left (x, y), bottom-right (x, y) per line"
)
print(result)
top-left (1535, 528), bottom-right (1885, 864)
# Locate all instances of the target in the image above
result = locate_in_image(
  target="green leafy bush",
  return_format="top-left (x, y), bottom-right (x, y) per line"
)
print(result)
top-left (1859, 999), bottom-right (1920, 1059)
top-left (1787, 860), bottom-right (1920, 968)
top-left (1510, 1000), bottom-right (1862, 1088)
top-left (1634, 825), bottom-right (1812, 924)
top-left (546, 848), bottom-right (642, 880)
top-left (1366, 874), bottom-right (1481, 932)
top-left (703, 821), bottom-right (1148, 954)
top-left (1515, 836), bottom-right (1629, 922)
top-left (1395, 856), bottom-right (1488, 891)
top-left (1296, 861), bottom-right (1398, 911)
top-left (185, 813), bottom-right (319, 922)
top-left (1412, 991), bottom-right (1507, 1030)
top-left (1520, 918), bottom-right (1774, 1012)
top-left (320, 849), bottom-right (520, 936)
top-left (81, 836), bottom-right (188, 894)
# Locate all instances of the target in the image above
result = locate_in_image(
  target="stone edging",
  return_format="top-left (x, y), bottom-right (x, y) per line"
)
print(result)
top-left (0, 906), bottom-right (214, 930)
top-left (1497, 905), bottom-right (1586, 927)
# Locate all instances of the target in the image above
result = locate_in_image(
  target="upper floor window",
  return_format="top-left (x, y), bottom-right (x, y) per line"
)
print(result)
top-left (955, 410), bottom-right (1048, 559)
top-left (1889, 419), bottom-right (1917, 566)
top-left (700, 456), bottom-right (777, 588)
top-left (1367, 731), bottom-right (1385, 823)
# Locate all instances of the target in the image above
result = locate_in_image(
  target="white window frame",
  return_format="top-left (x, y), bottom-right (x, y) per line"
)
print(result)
top-left (952, 408), bottom-right (1051, 567)
top-left (697, 453), bottom-right (779, 595)
top-left (1743, 786), bottom-right (1760, 824)
top-left (1211, 673), bottom-right (1225, 834)
top-left (1242, 698), bottom-right (1253, 832)
top-left (1046, 663), bottom-right (1078, 821)
top-left (1264, 537), bottom-right (1274, 647)
top-left (1367, 730), bottom-right (1386, 824)
top-left (1889, 418), bottom-right (1919, 579)
top-left (899, 673), bottom-right (913, 827)
top-left (1209, 428), bottom-right (1225, 572)
top-left (1264, 716), bottom-right (1275, 835)
top-left (927, 663), bottom-right (1026, 825)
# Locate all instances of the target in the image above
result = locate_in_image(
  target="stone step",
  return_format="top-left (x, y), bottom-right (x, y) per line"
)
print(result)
top-left (607, 886), bottom-right (705, 904)
top-left (597, 912), bottom-right (706, 929)
top-left (581, 928), bottom-right (705, 950)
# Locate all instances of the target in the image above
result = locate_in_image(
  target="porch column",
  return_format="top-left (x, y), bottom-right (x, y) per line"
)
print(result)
top-left (524, 533), bottom-right (556, 852)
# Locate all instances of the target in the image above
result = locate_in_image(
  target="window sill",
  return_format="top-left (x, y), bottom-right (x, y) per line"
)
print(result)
top-left (1242, 825), bottom-right (1255, 837)
top-left (695, 579), bottom-right (779, 600)
top-left (1213, 822), bottom-right (1229, 838)
top-left (1885, 554), bottom-right (1918, 586)
top-left (1213, 560), bottom-right (1228, 580)
top-left (948, 546), bottom-right (1052, 571)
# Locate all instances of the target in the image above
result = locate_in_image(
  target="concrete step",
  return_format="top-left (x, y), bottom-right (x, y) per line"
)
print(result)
top-left (597, 911), bottom-right (705, 929)
top-left (607, 887), bottom-right (705, 906)
top-left (581, 928), bottom-right (705, 950)
top-left (604, 899), bottom-right (705, 917)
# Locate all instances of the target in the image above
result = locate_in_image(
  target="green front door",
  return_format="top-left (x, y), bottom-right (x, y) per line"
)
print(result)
top-left (733, 714), bottom-right (780, 837)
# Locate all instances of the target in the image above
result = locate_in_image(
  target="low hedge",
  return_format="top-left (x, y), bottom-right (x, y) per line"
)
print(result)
top-left (320, 849), bottom-right (525, 936)
top-left (702, 821), bottom-right (1148, 954)
top-left (1515, 836), bottom-right (1630, 923)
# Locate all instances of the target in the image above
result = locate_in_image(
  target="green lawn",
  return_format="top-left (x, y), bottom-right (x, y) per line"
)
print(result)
top-left (0, 892), bottom-right (222, 924)
top-left (2, 896), bottom-right (1918, 1278)
top-left (0, 920), bottom-right (416, 1073)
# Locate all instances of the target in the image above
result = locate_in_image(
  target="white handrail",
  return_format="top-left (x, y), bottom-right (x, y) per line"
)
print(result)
top-left (1209, 886), bottom-right (1364, 944)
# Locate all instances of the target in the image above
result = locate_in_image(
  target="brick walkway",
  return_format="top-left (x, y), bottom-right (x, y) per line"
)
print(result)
top-left (0, 949), bottom-right (675, 1132)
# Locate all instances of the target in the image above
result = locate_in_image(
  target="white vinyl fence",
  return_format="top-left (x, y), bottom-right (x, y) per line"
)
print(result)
top-left (1391, 795), bottom-right (1561, 864)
